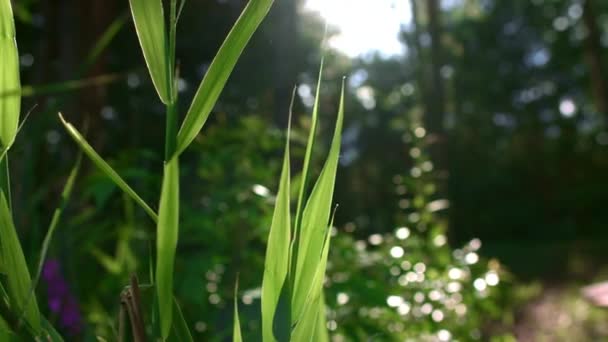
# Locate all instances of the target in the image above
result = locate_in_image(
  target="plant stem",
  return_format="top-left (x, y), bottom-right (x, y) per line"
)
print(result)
top-left (0, 154), bottom-right (11, 210)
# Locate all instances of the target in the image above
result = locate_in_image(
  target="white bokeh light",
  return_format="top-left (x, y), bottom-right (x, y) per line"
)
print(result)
top-left (304, 0), bottom-right (411, 57)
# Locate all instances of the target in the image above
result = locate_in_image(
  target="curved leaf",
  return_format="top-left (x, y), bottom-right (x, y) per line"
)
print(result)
top-left (128, 0), bottom-right (171, 103)
top-left (0, 192), bottom-right (40, 334)
top-left (156, 158), bottom-right (179, 339)
top-left (58, 114), bottom-right (158, 222)
top-left (174, 0), bottom-right (274, 158)
top-left (0, 0), bottom-right (20, 150)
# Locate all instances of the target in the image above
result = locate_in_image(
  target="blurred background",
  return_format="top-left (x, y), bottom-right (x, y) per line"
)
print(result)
top-left (7, 0), bottom-right (608, 340)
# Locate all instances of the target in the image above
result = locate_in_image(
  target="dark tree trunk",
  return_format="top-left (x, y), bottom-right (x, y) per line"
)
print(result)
top-left (582, 0), bottom-right (608, 121)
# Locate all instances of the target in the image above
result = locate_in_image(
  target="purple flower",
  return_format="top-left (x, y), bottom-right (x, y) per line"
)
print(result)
top-left (42, 259), bottom-right (83, 336)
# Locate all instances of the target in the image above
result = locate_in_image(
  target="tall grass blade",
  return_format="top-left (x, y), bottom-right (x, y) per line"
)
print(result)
top-left (156, 158), bottom-right (179, 340)
top-left (0, 156), bottom-right (10, 210)
top-left (174, 0), bottom-right (274, 158)
top-left (0, 0), bottom-right (20, 150)
top-left (21, 154), bottom-right (81, 324)
top-left (58, 113), bottom-right (158, 222)
top-left (128, 0), bottom-right (171, 103)
top-left (233, 279), bottom-right (242, 342)
top-left (291, 79), bottom-right (344, 320)
top-left (313, 292), bottom-right (329, 342)
top-left (293, 58), bottom-right (324, 233)
top-left (0, 192), bottom-right (40, 334)
top-left (291, 226), bottom-right (331, 340)
top-left (169, 297), bottom-right (193, 342)
top-left (289, 59), bottom-right (324, 290)
top-left (261, 103), bottom-right (292, 342)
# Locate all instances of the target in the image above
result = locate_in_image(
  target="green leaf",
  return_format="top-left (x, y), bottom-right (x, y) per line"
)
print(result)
top-left (289, 59), bottom-right (324, 295)
top-left (58, 113), bottom-right (158, 222)
top-left (293, 58), bottom-right (324, 234)
top-left (291, 227), bottom-right (332, 341)
top-left (156, 158), bottom-right (179, 340)
top-left (291, 79), bottom-right (344, 320)
top-left (313, 292), bottom-right (329, 342)
top-left (261, 99), bottom-right (292, 342)
top-left (174, 0), bottom-right (274, 158)
top-left (169, 297), bottom-right (193, 342)
top-left (233, 279), bottom-right (242, 342)
top-left (128, 0), bottom-right (171, 103)
top-left (0, 0), bottom-right (20, 150)
top-left (0, 192), bottom-right (40, 334)
top-left (27, 154), bottom-right (81, 308)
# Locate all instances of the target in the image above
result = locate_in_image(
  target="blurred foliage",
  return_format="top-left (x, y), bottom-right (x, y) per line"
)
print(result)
top-left (6, 0), bottom-right (608, 340)
top-left (325, 122), bottom-right (516, 341)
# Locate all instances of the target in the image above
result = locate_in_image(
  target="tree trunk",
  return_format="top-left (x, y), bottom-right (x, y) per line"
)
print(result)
top-left (582, 0), bottom-right (608, 121)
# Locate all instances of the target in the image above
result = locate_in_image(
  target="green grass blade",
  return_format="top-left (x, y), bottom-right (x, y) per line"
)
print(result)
top-left (0, 192), bottom-right (40, 334)
top-left (169, 297), bottom-right (193, 342)
top-left (291, 227), bottom-right (332, 341)
top-left (80, 12), bottom-right (128, 75)
top-left (293, 58), bottom-right (324, 233)
top-left (174, 0), bottom-right (274, 158)
top-left (233, 279), bottom-right (242, 342)
top-left (22, 154), bottom-right (81, 324)
top-left (41, 317), bottom-right (64, 342)
top-left (0, 155), bottom-right (10, 210)
top-left (289, 59), bottom-right (324, 288)
top-left (128, 0), bottom-right (171, 103)
top-left (0, 0), bottom-right (20, 150)
top-left (58, 113), bottom-right (158, 222)
top-left (261, 109), bottom-right (291, 342)
top-left (156, 158), bottom-right (179, 340)
top-left (313, 292), bottom-right (329, 342)
top-left (291, 80), bottom-right (344, 320)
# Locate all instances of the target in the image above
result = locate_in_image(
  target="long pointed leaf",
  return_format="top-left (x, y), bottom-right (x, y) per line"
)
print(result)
top-left (156, 158), bottom-right (179, 339)
top-left (313, 292), bottom-right (329, 342)
top-left (174, 0), bottom-right (274, 158)
top-left (233, 279), bottom-right (242, 342)
top-left (291, 226), bottom-right (332, 341)
top-left (289, 59), bottom-right (324, 291)
top-left (292, 80), bottom-right (344, 319)
top-left (261, 108), bottom-right (291, 342)
top-left (0, 192), bottom-right (40, 334)
top-left (0, 0), bottom-right (20, 150)
top-left (58, 113), bottom-right (158, 222)
top-left (128, 0), bottom-right (171, 103)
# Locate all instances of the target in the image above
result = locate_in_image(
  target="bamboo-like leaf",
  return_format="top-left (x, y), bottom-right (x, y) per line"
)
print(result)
top-left (293, 58), bottom-right (324, 235)
top-left (156, 158), bottom-right (179, 340)
top-left (0, 0), bottom-right (20, 150)
top-left (128, 0), bottom-right (171, 103)
top-left (174, 0), bottom-right (274, 158)
top-left (261, 96), bottom-right (293, 342)
top-left (292, 80), bottom-right (344, 320)
top-left (291, 226), bottom-right (332, 341)
top-left (169, 297), bottom-right (193, 342)
top-left (313, 292), bottom-right (329, 342)
top-left (233, 280), bottom-right (242, 342)
top-left (58, 113), bottom-right (158, 222)
top-left (0, 192), bottom-right (40, 334)
top-left (288, 59), bottom-right (324, 297)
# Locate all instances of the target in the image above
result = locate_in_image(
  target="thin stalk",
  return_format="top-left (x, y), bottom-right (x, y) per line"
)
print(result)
top-left (0, 154), bottom-right (11, 210)
top-left (165, 0), bottom-right (178, 160)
